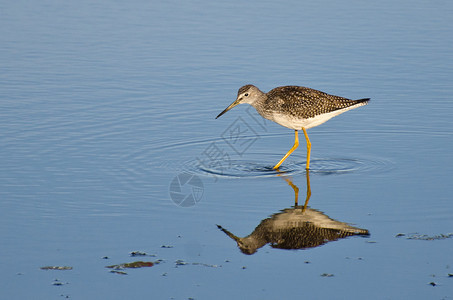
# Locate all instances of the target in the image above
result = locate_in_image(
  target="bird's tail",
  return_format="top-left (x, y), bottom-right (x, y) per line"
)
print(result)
top-left (356, 98), bottom-right (370, 104)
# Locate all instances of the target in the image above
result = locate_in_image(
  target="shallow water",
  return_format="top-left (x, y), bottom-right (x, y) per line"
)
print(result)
top-left (1, 0), bottom-right (453, 299)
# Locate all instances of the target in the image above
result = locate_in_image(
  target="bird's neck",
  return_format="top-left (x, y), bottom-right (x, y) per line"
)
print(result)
top-left (249, 92), bottom-right (267, 109)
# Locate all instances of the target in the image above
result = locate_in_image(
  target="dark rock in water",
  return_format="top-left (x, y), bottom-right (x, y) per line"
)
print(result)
top-left (41, 266), bottom-right (73, 271)
top-left (106, 261), bottom-right (154, 269)
top-left (130, 251), bottom-right (147, 256)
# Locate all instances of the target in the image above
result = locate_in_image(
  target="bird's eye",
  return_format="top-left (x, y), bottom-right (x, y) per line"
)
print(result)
top-left (244, 93), bottom-right (249, 97)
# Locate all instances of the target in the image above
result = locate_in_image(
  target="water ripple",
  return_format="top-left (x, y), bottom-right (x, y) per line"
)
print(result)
top-left (106, 135), bottom-right (395, 188)
top-left (183, 154), bottom-right (394, 179)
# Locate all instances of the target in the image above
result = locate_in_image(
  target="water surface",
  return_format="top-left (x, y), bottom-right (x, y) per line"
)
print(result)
top-left (1, 0), bottom-right (453, 299)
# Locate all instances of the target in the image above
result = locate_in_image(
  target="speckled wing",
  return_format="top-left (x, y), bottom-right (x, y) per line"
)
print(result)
top-left (266, 86), bottom-right (367, 119)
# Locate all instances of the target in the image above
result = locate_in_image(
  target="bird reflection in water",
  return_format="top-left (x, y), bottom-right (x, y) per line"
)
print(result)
top-left (217, 170), bottom-right (369, 255)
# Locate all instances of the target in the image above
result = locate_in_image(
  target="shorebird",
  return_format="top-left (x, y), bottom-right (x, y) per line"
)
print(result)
top-left (216, 172), bottom-right (369, 254)
top-left (216, 85), bottom-right (369, 169)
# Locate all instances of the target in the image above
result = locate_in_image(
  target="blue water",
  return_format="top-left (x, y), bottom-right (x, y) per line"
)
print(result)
top-left (1, 0), bottom-right (453, 299)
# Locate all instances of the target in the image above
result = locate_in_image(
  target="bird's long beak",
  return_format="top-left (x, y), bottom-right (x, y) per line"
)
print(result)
top-left (215, 99), bottom-right (240, 119)
top-left (216, 225), bottom-right (241, 242)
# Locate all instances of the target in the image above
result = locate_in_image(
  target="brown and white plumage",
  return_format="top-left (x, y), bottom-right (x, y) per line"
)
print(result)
top-left (216, 84), bottom-right (370, 169)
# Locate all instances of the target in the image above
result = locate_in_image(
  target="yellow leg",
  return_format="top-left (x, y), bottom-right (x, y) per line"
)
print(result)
top-left (302, 169), bottom-right (311, 212)
top-left (273, 130), bottom-right (299, 169)
top-left (281, 176), bottom-right (299, 206)
top-left (276, 169), bottom-right (311, 210)
top-left (302, 127), bottom-right (311, 170)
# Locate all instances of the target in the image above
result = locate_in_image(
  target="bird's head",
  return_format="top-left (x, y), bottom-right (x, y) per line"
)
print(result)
top-left (216, 84), bottom-right (262, 119)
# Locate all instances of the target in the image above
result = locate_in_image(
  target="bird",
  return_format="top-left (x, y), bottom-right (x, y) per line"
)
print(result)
top-left (217, 169), bottom-right (369, 254)
top-left (216, 84), bottom-right (369, 170)
top-left (217, 207), bottom-right (369, 254)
